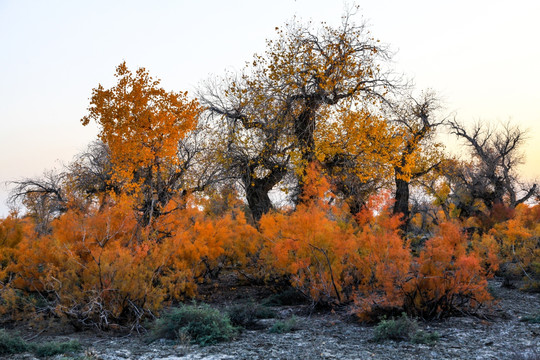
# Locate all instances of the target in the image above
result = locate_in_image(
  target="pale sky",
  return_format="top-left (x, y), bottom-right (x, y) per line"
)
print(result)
top-left (1, 0), bottom-right (539, 217)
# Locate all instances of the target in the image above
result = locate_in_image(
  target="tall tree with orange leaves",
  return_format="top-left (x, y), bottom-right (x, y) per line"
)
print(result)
top-left (82, 62), bottom-right (202, 225)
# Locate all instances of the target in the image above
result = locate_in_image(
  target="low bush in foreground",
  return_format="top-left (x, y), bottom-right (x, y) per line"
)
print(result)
top-left (520, 311), bottom-right (540, 324)
top-left (0, 329), bottom-right (81, 357)
top-left (31, 340), bottom-right (81, 357)
top-left (373, 313), bottom-right (439, 344)
top-left (148, 303), bottom-right (237, 346)
top-left (269, 316), bottom-right (298, 334)
top-left (411, 329), bottom-right (440, 344)
top-left (0, 329), bottom-right (28, 355)
top-left (227, 302), bottom-right (276, 329)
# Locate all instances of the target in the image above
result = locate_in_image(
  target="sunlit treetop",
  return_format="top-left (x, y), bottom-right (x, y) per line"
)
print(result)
top-left (81, 62), bottom-right (201, 186)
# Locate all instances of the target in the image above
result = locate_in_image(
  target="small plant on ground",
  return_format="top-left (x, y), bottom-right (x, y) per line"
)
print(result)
top-left (373, 313), bottom-right (418, 342)
top-left (262, 288), bottom-right (307, 307)
top-left (0, 329), bottom-right (28, 355)
top-left (520, 311), bottom-right (540, 324)
top-left (269, 316), bottom-right (298, 334)
top-left (0, 329), bottom-right (81, 357)
top-left (411, 329), bottom-right (440, 344)
top-left (373, 313), bottom-right (439, 344)
top-left (148, 303), bottom-right (237, 346)
top-left (227, 302), bottom-right (276, 329)
top-left (31, 340), bottom-right (81, 357)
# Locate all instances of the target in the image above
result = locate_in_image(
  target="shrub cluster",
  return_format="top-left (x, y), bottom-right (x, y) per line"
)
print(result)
top-left (0, 169), bottom-right (503, 328)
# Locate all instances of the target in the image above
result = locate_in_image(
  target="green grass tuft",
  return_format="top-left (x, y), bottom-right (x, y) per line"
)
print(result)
top-left (373, 313), bottom-right (439, 344)
top-left (0, 329), bottom-right (28, 355)
top-left (31, 340), bottom-right (81, 357)
top-left (0, 329), bottom-right (81, 357)
top-left (227, 302), bottom-right (276, 328)
top-left (269, 316), bottom-right (298, 334)
top-left (148, 303), bottom-right (237, 346)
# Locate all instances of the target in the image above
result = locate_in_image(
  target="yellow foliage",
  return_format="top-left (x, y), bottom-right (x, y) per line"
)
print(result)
top-left (489, 204), bottom-right (540, 287)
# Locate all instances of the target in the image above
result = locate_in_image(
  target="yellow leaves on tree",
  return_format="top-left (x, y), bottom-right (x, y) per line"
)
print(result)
top-left (202, 15), bottom-right (394, 220)
top-left (82, 62), bottom-right (200, 183)
top-left (81, 62), bottom-right (202, 226)
top-left (315, 107), bottom-right (399, 182)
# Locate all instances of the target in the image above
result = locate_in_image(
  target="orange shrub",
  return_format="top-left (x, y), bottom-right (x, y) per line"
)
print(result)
top-left (0, 189), bottom-right (263, 329)
top-left (156, 200), bottom-right (261, 282)
top-left (489, 203), bottom-right (540, 289)
top-left (0, 213), bottom-right (27, 283)
top-left (0, 163), bottom-right (500, 326)
top-left (260, 168), bottom-right (411, 312)
top-left (0, 214), bottom-right (36, 319)
top-left (403, 221), bottom-right (492, 319)
top-left (260, 199), bottom-right (357, 303)
top-left (352, 196), bottom-right (411, 318)
top-left (9, 197), bottom-right (166, 328)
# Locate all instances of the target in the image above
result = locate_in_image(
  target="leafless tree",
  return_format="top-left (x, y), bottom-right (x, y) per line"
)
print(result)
top-left (9, 169), bottom-right (67, 234)
top-left (448, 120), bottom-right (537, 216)
top-left (67, 141), bottom-right (117, 207)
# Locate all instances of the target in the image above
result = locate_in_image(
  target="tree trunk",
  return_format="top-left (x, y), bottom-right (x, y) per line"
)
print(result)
top-left (242, 163), bottom-right (287, 222)
top-left (245, 182), bottom-right (274, 223)
top-left (393, 174), bottom-right (410, 233)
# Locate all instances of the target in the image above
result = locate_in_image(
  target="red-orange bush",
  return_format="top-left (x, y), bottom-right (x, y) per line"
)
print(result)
top-left (156, 197), bottom-right (261, 282)
top-left (351, 194), bottom-right (411, 318)
top-left (260, 198), bottom-right (357, 303)
top-left (0, 163), bottom-right (500, 326)
top-left (0, 213), bottom-right (27, 283)
top-left (259, 167), bottom-right (494, 320)
top-left (260, 167), bottom-right (411, 312)
top-left (403, 221), bottom-right (493, 319)
top-left (9, 197), bottom-right (174, 328)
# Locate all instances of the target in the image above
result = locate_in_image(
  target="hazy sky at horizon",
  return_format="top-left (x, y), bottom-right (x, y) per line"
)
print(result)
top-left (1, 0), bottom-right (539, 217)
